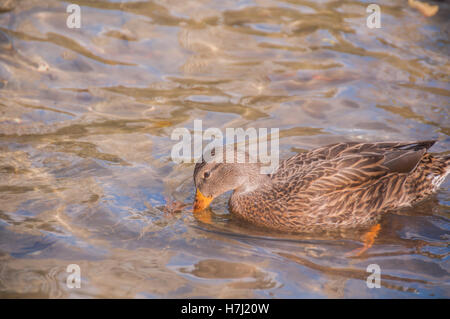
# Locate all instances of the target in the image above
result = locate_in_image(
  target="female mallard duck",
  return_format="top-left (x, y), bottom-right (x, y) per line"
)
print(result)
top-left (193, 141), bottom-right (449, 233)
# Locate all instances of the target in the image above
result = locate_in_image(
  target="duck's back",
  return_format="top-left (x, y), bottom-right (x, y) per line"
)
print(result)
top-left (232, 141), bottom-right (449, 231)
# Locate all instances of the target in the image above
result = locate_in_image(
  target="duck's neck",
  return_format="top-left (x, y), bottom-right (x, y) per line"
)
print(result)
top-left (229, 171), bottom-right (275, 224)
top-left (233, 170), bottom-right (272, 196)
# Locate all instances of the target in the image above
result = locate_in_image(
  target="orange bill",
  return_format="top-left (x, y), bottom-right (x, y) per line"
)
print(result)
top-left (193, 188), bottom-right (213, 212)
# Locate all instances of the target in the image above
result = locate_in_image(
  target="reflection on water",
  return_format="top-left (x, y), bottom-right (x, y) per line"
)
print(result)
top-left (0, 0), bottom-right (449, 298)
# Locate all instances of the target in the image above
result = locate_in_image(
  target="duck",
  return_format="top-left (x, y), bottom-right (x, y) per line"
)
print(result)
top-left (193, 141), bottom-right (449, 234)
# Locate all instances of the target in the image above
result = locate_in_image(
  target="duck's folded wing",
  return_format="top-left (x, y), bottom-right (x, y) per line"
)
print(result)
top-left (282, 146), bottom-right (431, 216)
top-left (299, 149), bottom-right (424, 193)
top-left (273, 141), bottom-right (435, 183)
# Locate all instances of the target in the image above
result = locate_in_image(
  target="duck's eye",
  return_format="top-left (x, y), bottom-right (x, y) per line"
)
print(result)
top-left (203, 171), bottom-right (210, 179)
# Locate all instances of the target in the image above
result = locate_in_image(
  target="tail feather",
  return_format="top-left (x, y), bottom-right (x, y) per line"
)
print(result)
top-left (431, 154), bottom-right (450, 189)
top-left (444, 155), bottom-right (450, 174)
top-left (444, 154), bottom-right (450, 166)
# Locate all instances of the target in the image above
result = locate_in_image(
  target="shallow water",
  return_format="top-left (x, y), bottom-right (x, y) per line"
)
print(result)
top-left (0, 0), bottom-right (449, 298)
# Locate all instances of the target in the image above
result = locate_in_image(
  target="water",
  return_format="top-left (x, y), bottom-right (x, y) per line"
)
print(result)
top-left (0, 0), bottom-right (449, 298)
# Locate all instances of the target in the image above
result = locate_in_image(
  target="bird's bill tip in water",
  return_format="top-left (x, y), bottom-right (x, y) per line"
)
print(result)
top-left (193, 188), bottom-right (213, 212)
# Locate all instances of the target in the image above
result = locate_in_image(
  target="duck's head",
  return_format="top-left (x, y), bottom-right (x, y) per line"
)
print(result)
top-left (193, 153), bottom-right (268, 212)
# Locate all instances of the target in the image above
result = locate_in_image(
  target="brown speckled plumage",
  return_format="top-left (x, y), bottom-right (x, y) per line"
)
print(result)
top-left (193, 141), bottom-right (449, 232)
